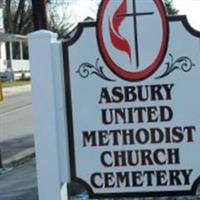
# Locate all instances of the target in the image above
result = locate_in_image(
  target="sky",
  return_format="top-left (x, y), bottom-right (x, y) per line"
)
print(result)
top-left (54, 0), bottom-right (200, 33)
top-left (173, 0), bottom-right (200, 31)
top-left (73, 0), bottom-right (200, 31)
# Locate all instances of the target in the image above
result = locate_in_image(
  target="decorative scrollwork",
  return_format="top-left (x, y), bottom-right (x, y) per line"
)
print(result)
top-left (156, 54), bottom-right (195, 79)
top-left (76, 58), bottom-right (115, 82)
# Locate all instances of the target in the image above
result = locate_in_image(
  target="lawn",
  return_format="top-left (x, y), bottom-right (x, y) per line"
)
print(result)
top-left (1, 80), bottom-right (30, 88)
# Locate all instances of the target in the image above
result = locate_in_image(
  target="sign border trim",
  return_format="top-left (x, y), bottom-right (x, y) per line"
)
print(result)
top-left (62, 15), bottom-right (200, 199)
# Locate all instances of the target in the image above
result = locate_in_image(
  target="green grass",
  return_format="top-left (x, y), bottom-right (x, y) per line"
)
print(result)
top-left (1, 80), bottom-right (30, 88)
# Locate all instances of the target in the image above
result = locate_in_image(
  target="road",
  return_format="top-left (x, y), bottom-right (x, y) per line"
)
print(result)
top-left (0, 104), bottom-right (33, 141)
top-left (0, 88), bottom-right (32, 114)
top-left (0, 88), bottom-right (33, 141)
top-left (0, 159), bottom-right (38, 200)
top-left (0, 86), bottom-right (38, 200)
top-left (0, 88), bottom-right (34, 160)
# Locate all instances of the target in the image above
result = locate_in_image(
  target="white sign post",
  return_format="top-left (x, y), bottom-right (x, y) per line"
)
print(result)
top-left (28, 0), bottom-right (200, 199)
top-left (28, 31), bottom-right (70, 200)
top-left (63, 0), bottom-right (200, 198)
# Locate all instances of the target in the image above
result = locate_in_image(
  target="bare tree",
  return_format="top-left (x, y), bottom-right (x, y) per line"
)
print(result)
top-left (48, 0), bottom-right (178, 38)
top-left (48, 0), bottom-right (99, 37)
top-left (2, 0), bottom-right (178, 36)
top-left (4, 0), bottom-right (33, 34)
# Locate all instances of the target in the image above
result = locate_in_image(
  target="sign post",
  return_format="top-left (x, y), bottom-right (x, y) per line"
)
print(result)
top-left (28, 31), bottom-right (70, 200)
top-left (63, 0), bottom-right (200, 198)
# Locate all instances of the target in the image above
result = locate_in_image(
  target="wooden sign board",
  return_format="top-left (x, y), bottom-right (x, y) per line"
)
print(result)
top-left (63, 0), bottom-right (200, 198)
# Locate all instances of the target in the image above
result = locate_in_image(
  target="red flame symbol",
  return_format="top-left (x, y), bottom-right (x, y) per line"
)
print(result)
top-left (108, 0), bottom-right (132, 63)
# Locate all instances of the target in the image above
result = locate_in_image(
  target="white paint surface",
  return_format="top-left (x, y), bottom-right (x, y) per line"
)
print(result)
top-left (28, 31), bottom-right (69, 200)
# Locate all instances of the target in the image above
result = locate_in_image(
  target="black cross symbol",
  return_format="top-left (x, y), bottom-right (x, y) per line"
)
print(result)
top-left (117, 0), bottom-right (154, 68)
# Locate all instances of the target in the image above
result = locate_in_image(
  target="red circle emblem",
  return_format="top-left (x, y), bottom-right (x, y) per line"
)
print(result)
top-left (97, 0), bottom-right (169, 81)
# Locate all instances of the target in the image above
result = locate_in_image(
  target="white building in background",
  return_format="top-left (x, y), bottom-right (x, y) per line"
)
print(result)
top-left (0, 41), bottom-right (6, 73)
top-left (0, 8), bottom-right (6, 74)
top-left (0, 8), bottom-right (30, 81)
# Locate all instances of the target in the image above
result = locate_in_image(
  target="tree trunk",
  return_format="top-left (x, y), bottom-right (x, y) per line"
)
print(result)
top-left (4, 0), bottom-right (12, 32)
top-left (31, 0), bottom-right (49, 30)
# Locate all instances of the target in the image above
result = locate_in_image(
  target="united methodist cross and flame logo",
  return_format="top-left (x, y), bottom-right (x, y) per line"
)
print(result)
top-left (108, 0), bottom-right (132, 64)
top-left (97, 0), bottom-right (169, 81)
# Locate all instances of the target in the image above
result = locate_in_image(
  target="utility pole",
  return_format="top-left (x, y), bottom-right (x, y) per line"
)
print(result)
top-left (31, 0), bottom-right (49, 30)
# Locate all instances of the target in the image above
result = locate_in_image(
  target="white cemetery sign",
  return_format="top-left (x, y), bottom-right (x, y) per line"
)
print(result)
top-left (63, 0), bottom-right (200, 198)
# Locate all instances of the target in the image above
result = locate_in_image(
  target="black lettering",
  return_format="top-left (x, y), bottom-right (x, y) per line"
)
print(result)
top-left (131, 171), bottom-right (143, 186)
top-left (114, 108), bottom-right (127, 124)
top-left (172, 127), bottom-right (184, 143)
top-left (169, 170), bottom-right (182, 185)
top-left (124, 86), bottom-right (137, 102)
top-left (135, 129), bottom-right (149, 144)
top-left (182, 169), bottom-right (192, 185)
top-left (101, 109), bottom-right (113, 125)
top-left (101, 151), bottom-right (113, 167)
top-left (150, 85), bottom-right (163, 100)
top-left (98, 130), bottom-right (110, 146)
top-left (151, 128), bottom-right (164, 143)
top-left (99, 88), bottom-right (111, 104)
top-left (91, 173), bottom-right (103, 188)
top-left (154, 149), bottom-right (166, 165)
top-left (141, 149), bottom-right (154, 165)
top-left (82, 131), bottom-right (97, 147)
top-left (184, 126), bottom-right (196, 142)
top-left (156, 170), bottom-right (168, 186)
top-left (110, 129), bottom-right (122, 145)
top-left (127, 150), bottom-right (139, 166)
top-left (163, 84), bottom-right (174, 100)
top-left (134, 107), bottom-right (146, 123)
top-left (168, 148), bottom-right (180, 164)
top-left (122, 129), bottom-right (135, 145)
top-left (160, 106), bottom-right (173, 122)
top-left (143, 171), bottom-right (155, 186)
top-left (113, 151), bottom-right (126, 167)
top-left (112, 87), bottom-right (123, 103)
top-left (104, 172), bottom-right (115, 188)
top-left (116, 172), bottom-right (130, 187)
top-left (147, 106), bottom-right (159, 122)
top-left (138, 85), bottom-right (149, 101)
